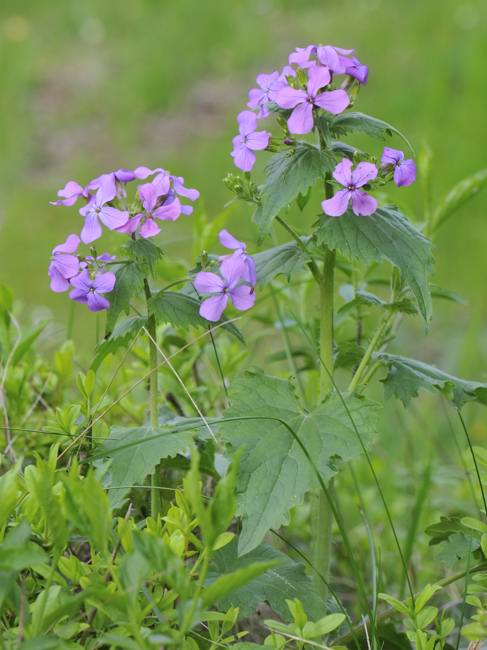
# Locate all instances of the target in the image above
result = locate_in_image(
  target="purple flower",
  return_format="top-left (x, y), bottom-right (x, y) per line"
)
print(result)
top-left (171, 175), bottom-right (200, 215)
top-left (119, 176), bottom-right (182, 239)
top-left (288, 44), bottom-right (368, 85)
top-left (322, 158), bottom-right (378, 217)
top-left (381, 147), bottom-right (416, 187)
top-left (194, 256), bottom-right (255, 322)
top-left (48, 234), bottom-right (80, 292)
top-left (288, 45), bottom-right (316, 68)
top-left (79, 177), bottom-right (129, 244)
top-left (247, 71), bottom-right (285, 118)
top-left (231, 111), bottom-right (271, 172)
top-left (343, 56), bottom-right (368, 84)
top-left (274, 66), bottom-right (349, 134)
top-left (50, 181), bottom-right (89, 207)
top-left (218, 229), bottom-right (256, 285)
top-left (69, 269), bottom-right (116, 312)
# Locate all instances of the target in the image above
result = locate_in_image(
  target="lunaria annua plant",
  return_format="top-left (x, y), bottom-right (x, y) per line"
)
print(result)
top-left (41, 41), bottom-right (487, 647)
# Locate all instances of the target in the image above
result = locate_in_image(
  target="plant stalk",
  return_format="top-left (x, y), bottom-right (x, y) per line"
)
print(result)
top-left (311, 248), bottom-right (336, 599)
top-left (144, 279), bottom-right (163, 518)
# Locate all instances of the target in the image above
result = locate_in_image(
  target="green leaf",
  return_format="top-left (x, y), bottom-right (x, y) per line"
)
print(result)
top-left (106, 263), bottom-right (145, 333)
top-left (203, 560), bottom-right (278, 608)
top-left (210, 540), bottom-right (326, 620)
top-left (254, 143), bottom-right (335, 235)
top-left (220, 372), bottom-right (380, 554)
top-left (317, 207), bottom-right (434, 321)
top-left (432, 168), bottom-right (487, 232)
top-left (378, 353), bottom-right (487, 408)
top-left (92, 316), bottom-right (145, 371)
top-left (330, 112), bottom-right (413, 152)
top-left (254, 241), bottom-right (307, 284)
top-left (12, 322), bottom-right (46, 365)
top-left (303, 613), bottom-right (345, 638)
top-left (149, 290), bottom-right (243, 341)
top-left (103, 425), bottom-right (194, 509)
top-left (125, 237), bottom-right (163, 274)
top-left (430, 284), bottom-right (465, 305)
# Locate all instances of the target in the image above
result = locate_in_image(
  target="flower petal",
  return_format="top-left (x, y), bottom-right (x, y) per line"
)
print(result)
top-left (313, 89), bottom-right (349, 115)
top-left (394, 159), bottom-right (416, 187)
top-left (351, 190), bottom-right (378, 216)
top-left (274, 85), bottom-right (307, 110)
top-left (244, 257), bottom-right (257, 286)
top-left (316, 45), bottom-right (345, 73)
top-left (49, 266), bottom-right (70, 293)
top-left (70, 270), bottom-right (91, 291)
top-left (53, 234), bottom-right (80, 254)
top-left (172, 176), bottom-right (199, 201)
top-left (381, 147), bottom-right (404, 168)
top-left (69, 288), bottom-right (89, 304)
top-left (237, 110), bottom-right (258, 136)
top-left (230, 284), bottom-right (256, 312)
top-left (194, 271), bottom-right (224, 294)
top-left (53, 254), bottom-right (79, 279)
top-left (332, 158), bottom-right (353, 186)
top-left (245, 130), bottom-right (270, 151)
top-left (87, 292), bottom-right (110, 312)
top-left (231, 144), bottom-right (256, 172)
top-left (92, 271), bottom-right (116, 294)
top-left (220, 254), bottom-right (247, 287)
top-left (99, 206), bottom-right (129, 230)
top-left (322, 189), bottom-right (351, 217)
top-left (199, 294), bottom-right (228, 322)
top-left (352, 162), bottom-right (378, 187)
top-left (81, 211), bottom-right (102, 244)
top-left (154, 197), bottom-right (182, 221)
top-left (138, 181), bottom-right (159, 211)
top-left (307, 65), bottom-right (331, 96)
top-left (219, 229), bottom-right (244, 251)
top-left (287, 102), bottom-right (314, 134)
top-left (139, 217), bottom-right (161, 238)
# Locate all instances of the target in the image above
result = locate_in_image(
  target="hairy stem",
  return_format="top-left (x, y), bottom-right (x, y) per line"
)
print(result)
top-left (144, 279), bottom-right (163, 518)
top-left (311, 248), bottom-right (336, 599)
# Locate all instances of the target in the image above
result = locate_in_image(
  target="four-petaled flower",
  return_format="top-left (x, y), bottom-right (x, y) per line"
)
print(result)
top-left (69, 269), bottom-right (116, 312)
top-left (231, 111), bottom-right (271, 172)
top-left (119, 176), bottom-right (182, 239)
top-left (48, 234), bottom-right (80, 292)
top-left (322, 158), bottom-right (378, 217)
top-left (381, 147), bottom-right (417, 187)
top-left (79, 177), bottom-right (129, 244)
top-left (50, 181), bottom-right (89, 207)
top-left (218, 229), bottom-right (256, 285)
top-left (274, 66), bottom-right (349, 134)
top-left (247, 71), bottom-right (285, 118)
top-left (194, 256), bottom-right (255, 322)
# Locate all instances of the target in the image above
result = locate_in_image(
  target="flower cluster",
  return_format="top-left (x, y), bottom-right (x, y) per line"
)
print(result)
top-left (322, 147), bottom-right (417, 217)
top-left (48, 166), bottom-right (199, 311)
top-left (231, 43), bottom-right (368, 171)
top-left (194, 230), bottom-right (256, 322)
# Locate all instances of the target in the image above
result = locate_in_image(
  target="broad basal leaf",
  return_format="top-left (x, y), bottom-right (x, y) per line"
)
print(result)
top-left (92, 316), bottom-right (145, 371)
top-left (254, 240), bottom-right (307, 284)
top-left (254, 143), bottom-right (335, 236)
top-left (330, 112), bottom-right (413, 152)
top-left (317, 207), bottom-right (433, 321)
top-left (106, 263), bottom-right (145, 333)
top-left (210, 539), bottom-right (326, 620)
top-left (219, 372), bottom-right (380, 554)
top-left (103, 426), bottom-right (194, 509)
top-left (377, 353), bottom-right (487, 408)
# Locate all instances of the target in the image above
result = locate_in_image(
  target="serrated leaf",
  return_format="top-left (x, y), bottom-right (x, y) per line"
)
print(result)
top-left (125, 237), bottom-right (163, 274)
top-left (92, 316), bottom-right (145, 371)
top-left (378, 353), bottom-right (487, 408)
top-left (149, 290), bottom-right (243, 341)
top-left (432, 168), bottom-right (487, 232)
top-left (103, 426), bottom-right (194, 509)
top-left (254, 241), bottom-right (307, 284)
top-left (210, 540), bottom-right (326, 620)
top-left (330, 112), bottom-right (413, 152)
top-left (219, 372), bottom-right (380, 554)
top-left (317, 207), bottom-right (433, 321)
top-left (254, 143), bottom-right (335, 235)
top-left (106, 263), bottom-right (145, 333)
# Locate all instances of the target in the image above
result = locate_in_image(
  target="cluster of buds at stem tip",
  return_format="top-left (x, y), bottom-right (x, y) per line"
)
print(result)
top-left (48, 166), bottom-right (199, 312)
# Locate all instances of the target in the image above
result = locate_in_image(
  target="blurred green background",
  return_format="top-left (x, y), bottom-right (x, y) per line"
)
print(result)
top-left (1, 0), bottom-right (486, 373)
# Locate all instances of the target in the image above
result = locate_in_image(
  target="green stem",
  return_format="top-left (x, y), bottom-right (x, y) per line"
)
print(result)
top-left (311, 249), bottom-right (335, 599)
top-left (348, 312), bottom-right (393, 393)
top-left (144, 279), bottom-right (162, 518)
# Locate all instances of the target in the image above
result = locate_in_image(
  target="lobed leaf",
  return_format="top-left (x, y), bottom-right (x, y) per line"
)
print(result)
top-left (105, 263), bottom-right (145, 333)
top-left (254, 240), bottom-right (308, 284)
top-left (92, 316), bottom-right (145, 371)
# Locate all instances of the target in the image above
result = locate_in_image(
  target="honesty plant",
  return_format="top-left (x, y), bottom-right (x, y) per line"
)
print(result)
top-left (32, 40), bottom-right (487, 647)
